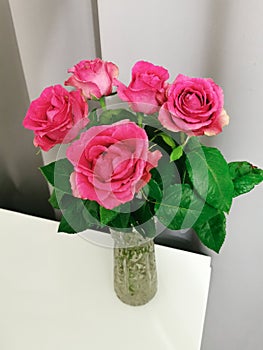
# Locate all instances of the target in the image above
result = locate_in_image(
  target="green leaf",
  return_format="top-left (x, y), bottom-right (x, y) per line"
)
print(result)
top-left (40, 162), bottom-right (55, 186)
top-left (228, 161), bottom-right (263, 197)
top-left (131, 201), bottom-right (156, 238)
top-left (160, 133), bottom-right (176, 148)
top-left (48, 189), bottom-right (61, 209)
top-left (103, 202), bottom-right (131, 229)
top-left (83, 200), bottom-right (100, 222)
top-left (109, 212), bottom-right (131, 230)
top-left (151, 153), bottom-right (177, 189)
top-left (82, 200), bottom-right (101, 227)
top-left (49, 189), bottom-right (79, 210)
top-left (186, 146), bottom-right (234, 213)
top-left (150, 168), bottom-right (162, 188)
top-left (59, 193), bottom-right (83, 209)
top-left (99, 96), bottom-right (106, 109)
top-left (58, 199), bottom-right (102, 233)
top-left (100, 206), bottom-right (119, 225)
top-left (185, 136), bottom-right (200, 152)
top-left (193, 212), bottom-right (226, 253)
top-left (58, 216), bottom-right (76, 233)
top-left (156, 184), bottom-right (220, 230)
top-left (100, 202), bottom-right (132, 226)
top-left (99, 108), bottom-right (136, 124)
top-left (40, 158), bottom-right (73, 194)
top-left (58, 200), bottom-right (87, 233)
top-left (142, 114), bottom-right (163, 129)
top-left (143, 178), bottom-right (163, 203)
top-left (87, 108), bottom-right (99, 127)
top-left (170, 146), bottom-right (183, 162)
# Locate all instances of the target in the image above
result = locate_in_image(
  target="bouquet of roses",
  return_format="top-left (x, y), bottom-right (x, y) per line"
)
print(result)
top-left (23, 58), bottom-right (263, 253)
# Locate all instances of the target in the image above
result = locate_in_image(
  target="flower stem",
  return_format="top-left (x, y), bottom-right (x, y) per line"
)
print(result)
top-left (137, 112), bottom-right (144, 128)
top-left (148, 143), bottom-right (158, 150)
top-left (149, 134), bottom-right (159, 142)
top-left (179, 132), bottom-right (186, 144)
top-left (182, 135), bottom-right (190, 147)
top-left (99, 96), bottom-right (107, 110)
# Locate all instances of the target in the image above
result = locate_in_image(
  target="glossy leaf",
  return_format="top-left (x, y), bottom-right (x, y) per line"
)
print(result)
top-left (142, 114), bottom-right (163, 129)
top-left (193, 212), bottom-right (226, 253)
top-left (100, 206), bottom-right (119, 225)
top-left (170, 146), bottom-right (183, 162)
top-left (58, 199), bottom-right (102, 233)
top-left (144, 178), bottom-right (163, 203)
top-left (58, 200), bottom-right (87, 233)
top-left (40, 158), bottom-right (73, 194)
top-left (48, 189), bottom-right (61, 209)
top-left (228, 161), bottom-right (263, 197)
top-left (83, 200), bottom-right (100, 222)
top-left (49, 189), bottom-right (80, 210)
top-left (87, 108), bottom-right (99, 127)
top-left (99, 108), bottom-right (136, 124)
top-left (131, 201), bottom-right (156, 238)
top-left (186, 146), bottom-right (234, 213)
top-left (160, 133), bottom-right (176, 148)
top-left (58, 216), bottom-right (76, 234)
top-left (156, 184), bottom-right (220, 230)
top-left (103, 202), bottom-right (131, 229)
top-left (109, 212), bottom-right (131, 230)
top-left (151, 153), bottom-right (177, 190)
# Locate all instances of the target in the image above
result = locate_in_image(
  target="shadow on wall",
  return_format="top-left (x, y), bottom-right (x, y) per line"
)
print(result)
top-left (202, 0), bottom-right (230, 80)
top-left (201, 0), bottom-right (231, 151)
top-left (0, 0), bottom-right (54, 220)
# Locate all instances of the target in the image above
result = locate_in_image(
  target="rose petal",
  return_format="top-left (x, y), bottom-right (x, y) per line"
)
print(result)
top-left (204, 109), bottom-right (230, 136)
top-left (66, 120), bottom-right (162, 209)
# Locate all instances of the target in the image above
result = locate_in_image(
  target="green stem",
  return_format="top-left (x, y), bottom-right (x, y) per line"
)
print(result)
top-left (137, 112), bottom-right (144, 128)
top-left (148, 143), bottom-right (158, 151)
top-left (149, 133), bottom-right (160, 143)
top-left (179, 132), bottom-right (186, 144)
top-left (182, 135), bottom-right (190, 147)
top-left (141, 188), bottom-right (147, 200)
top-left (99, 96), bottom-right (107, 110)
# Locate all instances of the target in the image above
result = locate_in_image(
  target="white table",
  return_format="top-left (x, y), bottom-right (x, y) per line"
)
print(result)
top-left (0, 209), bottom-right (211, 350)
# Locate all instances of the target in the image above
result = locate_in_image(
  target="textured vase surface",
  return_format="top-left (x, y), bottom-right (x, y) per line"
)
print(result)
top-left (112, 229), bottom-right (157, 306)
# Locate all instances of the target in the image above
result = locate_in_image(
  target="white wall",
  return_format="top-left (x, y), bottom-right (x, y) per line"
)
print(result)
top-left (99, 0), bottom-right (214, 82)
top-left (9, 0), bottom-right (98, 165)
top-left (98, 1), bottom-right (263, 350)
top-left (9, 0), bottom-right (97, 101)
top-left (98, 0), bottom-right (263, 162)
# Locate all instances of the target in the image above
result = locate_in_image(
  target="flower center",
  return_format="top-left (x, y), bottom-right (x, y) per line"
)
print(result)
top-left (185, 93), bottom-right (202, 109)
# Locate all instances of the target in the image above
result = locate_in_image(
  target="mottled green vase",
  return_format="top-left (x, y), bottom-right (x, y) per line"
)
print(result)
top-left (111, 229), bottom-right (157, 306)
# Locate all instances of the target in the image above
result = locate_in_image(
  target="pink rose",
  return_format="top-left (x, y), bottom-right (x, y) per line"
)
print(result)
top-left (23, 85), bottom-right (88, 151)
top-left (114, 60), bottom-right (169, 114)
top-left (66, 120), bottom-right (162, 209)
top-left (158, 74), bottom-right (229, 136)
top-left (65, 58), bottom-right (119, 99)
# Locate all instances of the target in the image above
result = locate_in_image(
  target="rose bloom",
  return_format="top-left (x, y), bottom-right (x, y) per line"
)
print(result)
top-left (114, 60), bottom-right (169, 114)
top-left (65, 58), bottom-right (119, 99)
top-left (158, 74), bottom-right (229, 136)
top-left (66, 120), bottom-right (162, 209)
top-left (23, 85), bottom-right (88, 151)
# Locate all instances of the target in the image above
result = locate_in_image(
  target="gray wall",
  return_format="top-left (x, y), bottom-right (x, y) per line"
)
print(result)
top-left (0, 0), bottom-right (54, 219)
top-left (8, 0), bottom-right (99, 168)
top-left (2, 0), bottom-right (99, 217)
top-left (98, 1), bottom-right (263, 350)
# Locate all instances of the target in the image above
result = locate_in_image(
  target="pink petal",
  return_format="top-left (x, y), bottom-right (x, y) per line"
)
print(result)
top-left (204, 109), bottom-right (230, 136)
